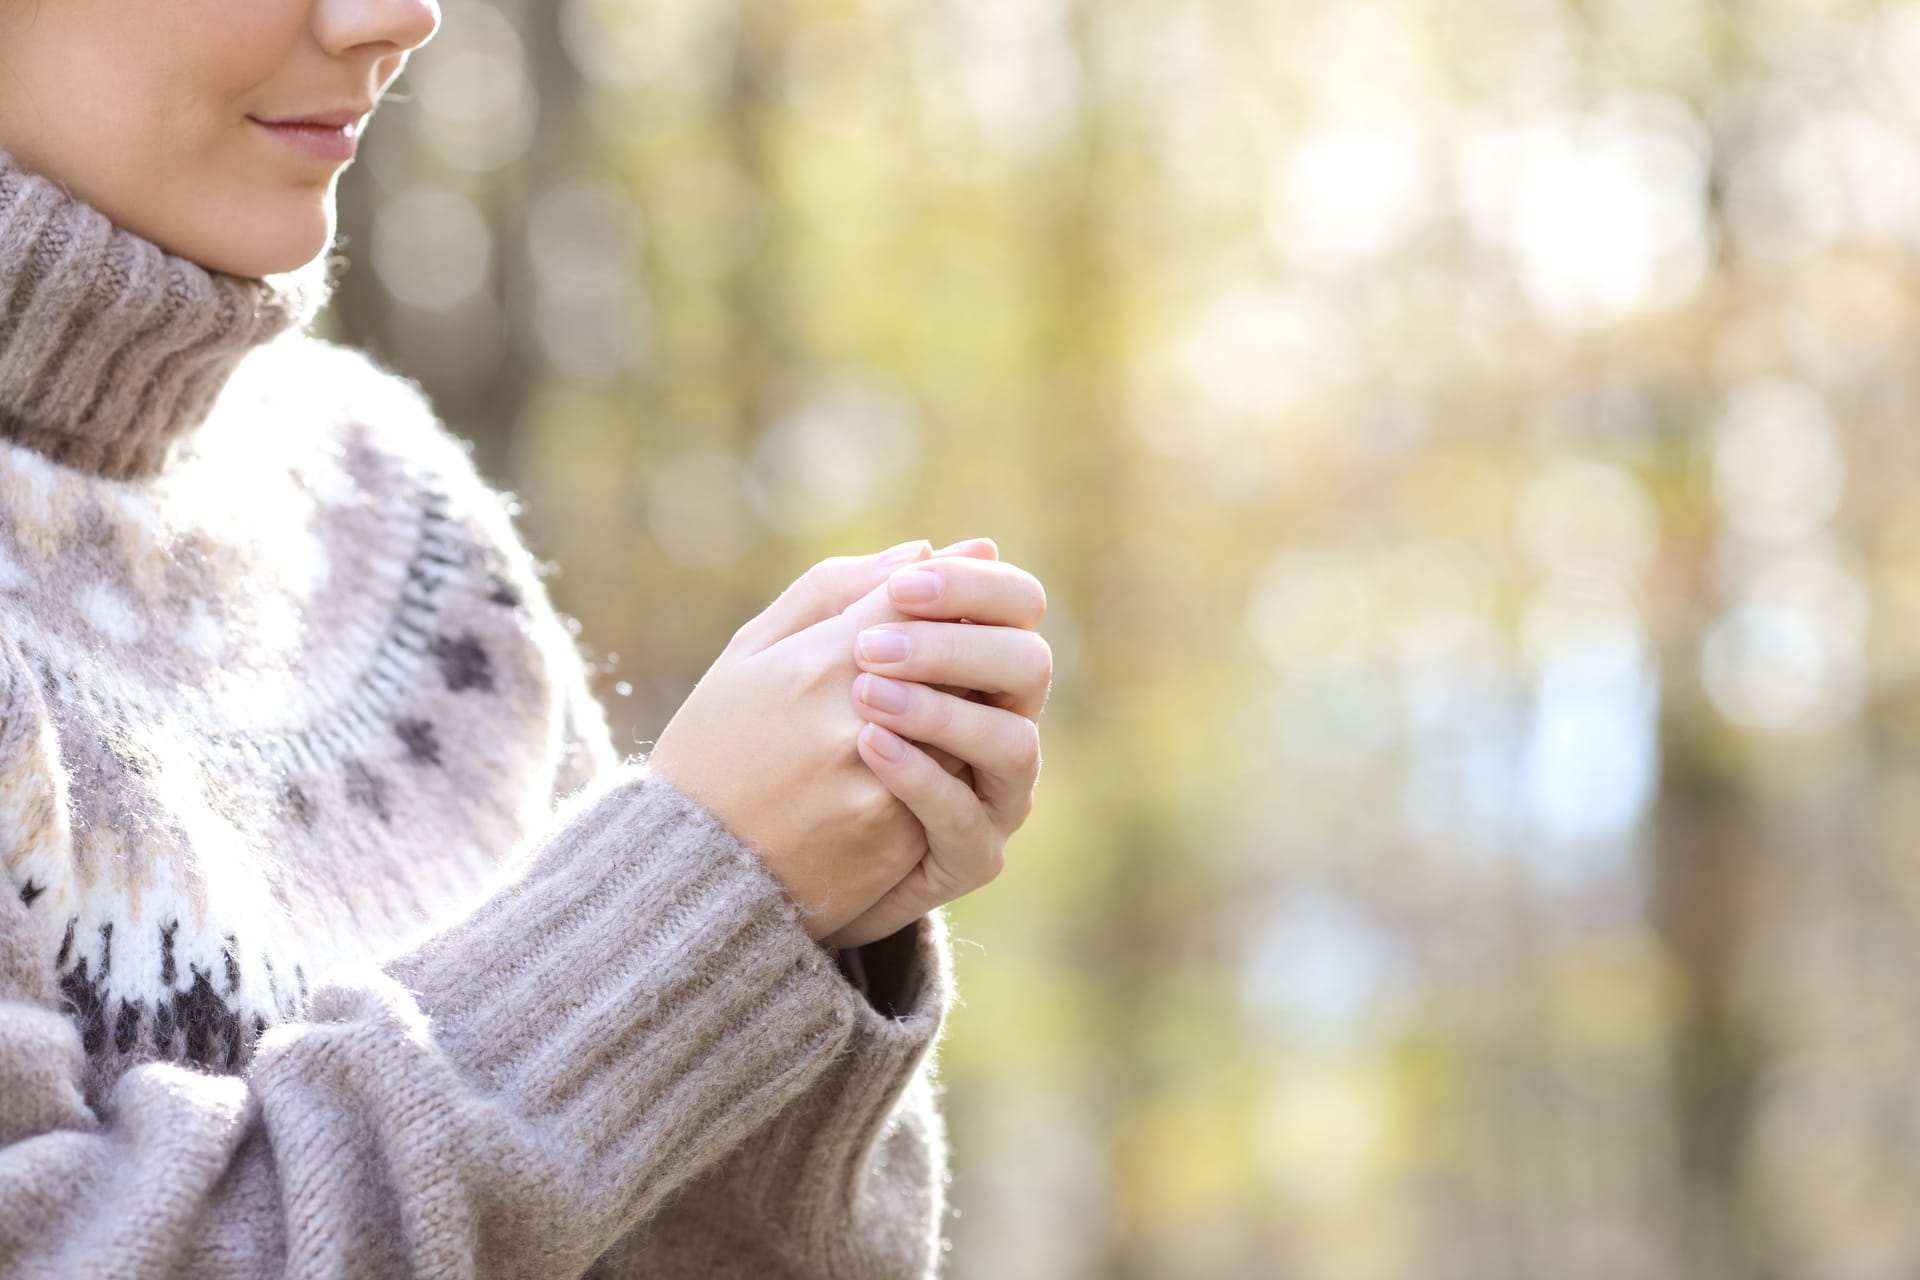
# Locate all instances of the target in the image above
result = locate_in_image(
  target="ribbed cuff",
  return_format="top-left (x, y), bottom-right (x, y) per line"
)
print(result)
top-left (727, 909), bottom-right (952, 1275)
top-left (384, 764), bottom-right (886, 1212)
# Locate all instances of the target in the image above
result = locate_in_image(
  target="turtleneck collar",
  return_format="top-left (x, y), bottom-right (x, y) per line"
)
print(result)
top-left (0, 143), bottom-right (338, 481)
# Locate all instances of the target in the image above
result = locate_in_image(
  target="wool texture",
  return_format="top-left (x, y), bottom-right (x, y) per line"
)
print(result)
top-left (0, 142), bottom-right (952, 1279)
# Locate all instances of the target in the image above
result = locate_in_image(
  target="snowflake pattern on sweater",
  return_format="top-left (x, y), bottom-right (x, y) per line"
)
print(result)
top-left (0, 334), bottom-right (617, 1101)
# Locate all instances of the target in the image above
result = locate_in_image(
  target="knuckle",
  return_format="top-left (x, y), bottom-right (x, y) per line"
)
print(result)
top-left (1016, 570), bottom-right (1047, 626)
top-left (959, 798), bottom-right (995, 846)
top-left (921, 856), bottom-right (967, 902)
top-left (803, 555), bottom-right (857, 598)
top-left (925, 689), bottom-right (958, 735)
top-left (1029, 633), bottom-right (1054, 686)
top-left (939, 624), bottom-right (967, 675)
top-left (1008, 721), bottom-right (1042, 775)
top-left (852, 775), bottom-right (898, 822)
top-left (978, 842), bottom-right (1007, 885)
top-left (785, 580), bottom-right (829, 622)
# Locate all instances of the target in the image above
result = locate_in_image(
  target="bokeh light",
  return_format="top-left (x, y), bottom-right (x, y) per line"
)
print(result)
top-left (325, 0), bottom-right (1920, 1274)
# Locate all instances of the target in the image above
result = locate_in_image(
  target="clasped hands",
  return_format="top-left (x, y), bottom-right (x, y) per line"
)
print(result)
top-left (646, 537), bottom-right (1049, 951)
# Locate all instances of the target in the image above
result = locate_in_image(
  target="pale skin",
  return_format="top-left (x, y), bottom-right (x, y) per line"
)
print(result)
top-left (0, 0), bottom-right (1051, 952)
top-left (649, 538), bottom-right (1050, 949)
top-left (0, 0), bottom-right (437, 278)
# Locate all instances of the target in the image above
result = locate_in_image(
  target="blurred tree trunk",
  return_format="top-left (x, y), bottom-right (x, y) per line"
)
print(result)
top-left (1036, 3), bottom-right (1160, 1276)
top-left (332, 0), bottom-right (589, 483)
top-left (1648, 746), bottom-right (1766, 1280)
top-left (720, 0), bottom-right (791, 449)
top-left (1642, 14), bottom-right (1770, 1273)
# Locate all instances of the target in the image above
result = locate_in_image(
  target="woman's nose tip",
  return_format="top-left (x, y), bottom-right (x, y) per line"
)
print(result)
top-left (317, 0), bottom-right (442, 60)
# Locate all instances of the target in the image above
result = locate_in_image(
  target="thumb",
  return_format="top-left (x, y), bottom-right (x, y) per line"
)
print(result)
top-left (727, 540), bottom-right (933, 658)
top-left (731, 538), bottom-right (1001, 658)
top-left (832, 539), bottom-right (1000, 634)
top-left (833, 570), bottom-right (925, 634)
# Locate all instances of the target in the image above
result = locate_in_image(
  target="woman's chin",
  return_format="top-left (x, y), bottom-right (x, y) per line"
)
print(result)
top-left (146, 193), bottom-right (336, 282)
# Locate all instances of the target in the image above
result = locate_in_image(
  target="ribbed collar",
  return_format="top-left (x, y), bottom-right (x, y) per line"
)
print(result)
top-left (0, 143), bottom-right (337, 481)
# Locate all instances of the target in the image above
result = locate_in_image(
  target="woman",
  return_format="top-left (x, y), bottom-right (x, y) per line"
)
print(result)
top-left (0, 0), bottom-right (1050, 1275)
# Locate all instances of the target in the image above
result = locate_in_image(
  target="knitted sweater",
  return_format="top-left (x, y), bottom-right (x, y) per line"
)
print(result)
top-left (0, 143), bottom-right (951, 1279)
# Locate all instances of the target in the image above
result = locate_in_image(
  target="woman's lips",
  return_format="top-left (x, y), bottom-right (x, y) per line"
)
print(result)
top-left (249, 117), bottom-right (361, 163)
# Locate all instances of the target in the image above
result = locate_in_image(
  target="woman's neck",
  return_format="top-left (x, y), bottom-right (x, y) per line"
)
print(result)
top-left (0, 144), bottom-right (335, 481)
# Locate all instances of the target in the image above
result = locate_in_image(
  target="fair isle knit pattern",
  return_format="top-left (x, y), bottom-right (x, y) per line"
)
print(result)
top-left (0, 141), bottom-right (951, 1279)
top-left (0, 253), bottom-right (584, 1098)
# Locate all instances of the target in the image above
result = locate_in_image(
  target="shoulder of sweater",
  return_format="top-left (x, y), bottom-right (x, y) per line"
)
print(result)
top-left (225, 330), bottom-right (599, 666)
top-left (236, 331), bottom-right (490, 491)
top-left (228, 331), bottom-right (575, 631)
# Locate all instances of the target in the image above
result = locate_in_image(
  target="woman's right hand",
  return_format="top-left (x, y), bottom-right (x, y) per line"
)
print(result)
top-left (645, 540), bottom-right (988, 942)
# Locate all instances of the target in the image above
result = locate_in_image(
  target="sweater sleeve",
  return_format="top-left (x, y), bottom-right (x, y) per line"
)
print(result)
top-left (588, 911), bottom-right (954, 1280)
top-left (0, 750), bottom-right (946, 1278)
top-left (547, 650), bottom-right (956, 1279)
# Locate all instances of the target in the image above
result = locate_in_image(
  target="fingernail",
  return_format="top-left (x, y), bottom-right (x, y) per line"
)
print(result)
top-left (889, 570), bottom-right (942, 603)
top-left (865, 723), bottom-right (908, 761)
top-left (872, 539), bottom-right (930, 567)
top-left (857, 628), bottom-right (911, 663)
top-left (857, 672), bottom-right (913, 714)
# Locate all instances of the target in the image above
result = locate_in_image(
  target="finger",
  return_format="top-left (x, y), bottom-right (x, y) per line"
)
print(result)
top-left (852, 676), bottom-right (1040, 832)
top-left (884, 556), bottom-right (1046, 628)
top-left (907, 685), bottom-right (977, 778)
top-left (853, 622), bottom-right (1052, 721)
top-left (919, 690), bottom-right (978, 779)
top-left (921, 739), bottom-right (973, 779)
top-left (829, 723), bottom-right (1004, 945)
top-left (932, 537), bottom-right (999, 560)
top-left (830, 571), bottom-right (928, 634)
top-left (809, 545), bottom-right (1001, 637)
top-left (818, 881), bottom-right (937, 952)
top-left (727, 541), bottom-right (933, 657)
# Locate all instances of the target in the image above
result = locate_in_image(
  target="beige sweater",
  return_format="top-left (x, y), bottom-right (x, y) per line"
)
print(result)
top-left (0, 143), bottom-right (952, 1277)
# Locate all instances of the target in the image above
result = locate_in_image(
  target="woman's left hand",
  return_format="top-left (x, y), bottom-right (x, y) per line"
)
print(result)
top-left (820, 546), bottom-right (1051, 949)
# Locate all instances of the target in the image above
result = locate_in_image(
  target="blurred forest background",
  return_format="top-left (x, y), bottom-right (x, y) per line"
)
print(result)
top-left (313, 0), bottom-right (1920, 1275)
